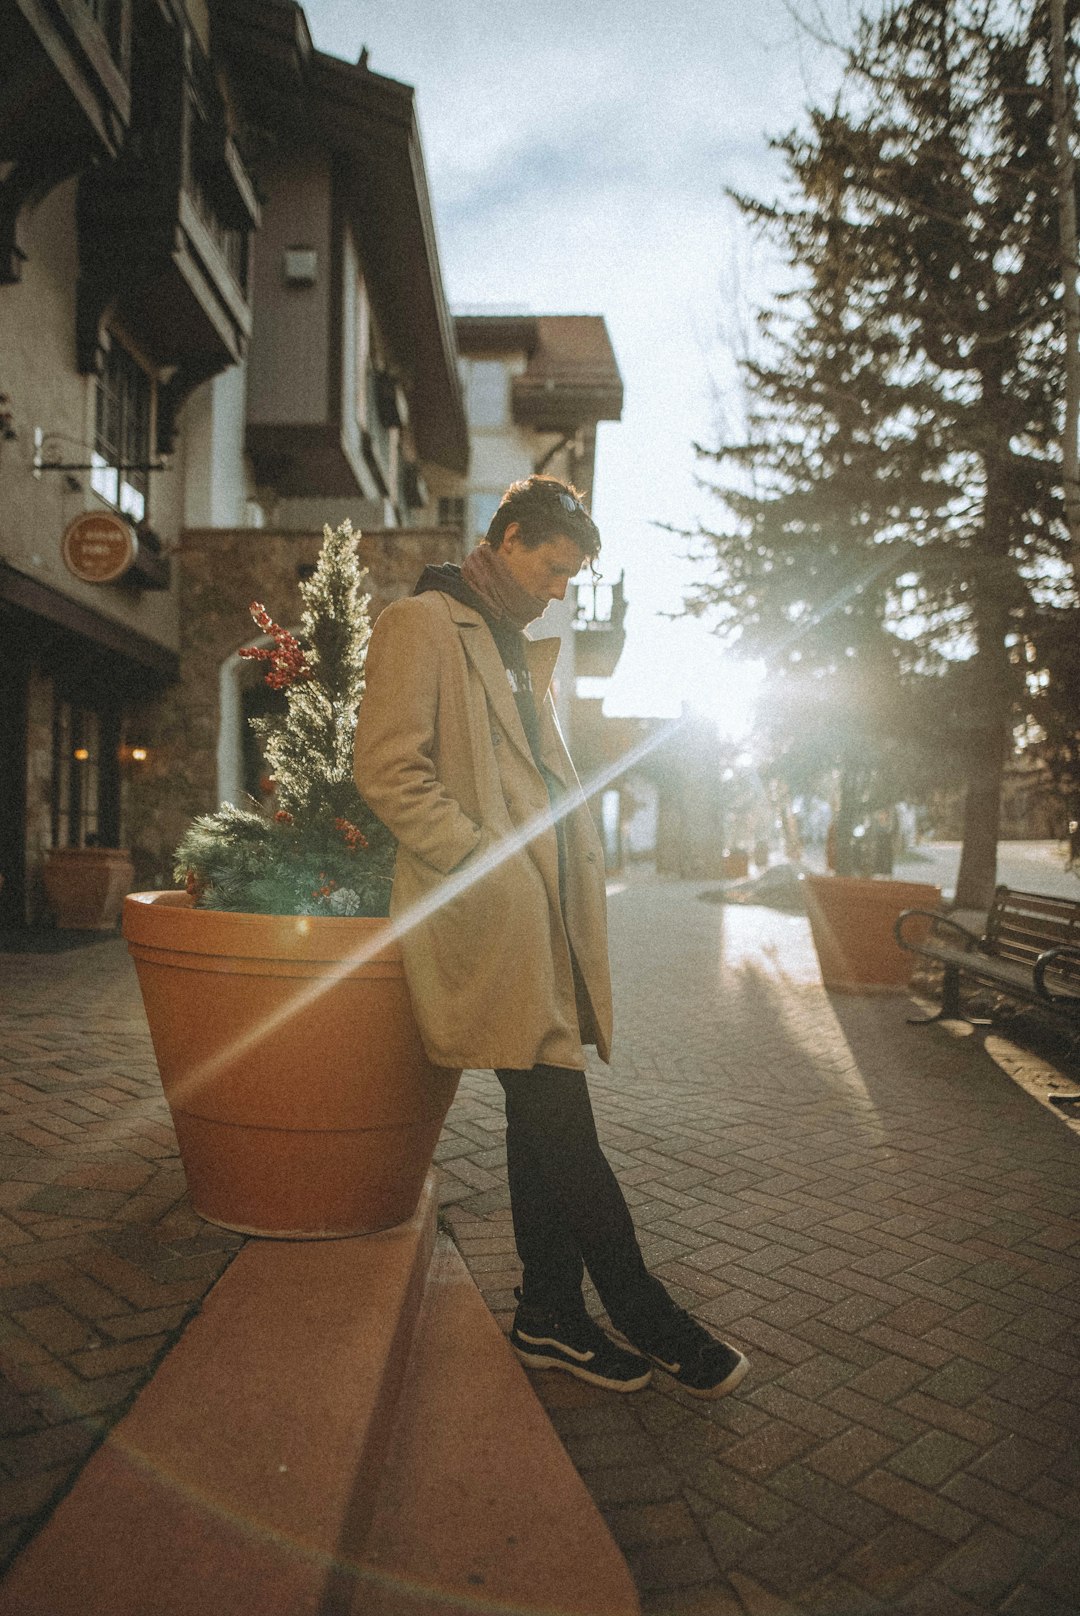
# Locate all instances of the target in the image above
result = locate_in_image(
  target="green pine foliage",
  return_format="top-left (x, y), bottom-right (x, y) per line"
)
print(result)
top-left (173, 523), bottom-right (395, 916)
top-left (689, 0), bottom-right (1079, 903)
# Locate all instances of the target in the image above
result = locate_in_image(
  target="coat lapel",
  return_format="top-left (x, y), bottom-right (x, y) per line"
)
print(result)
top-left (443, 596), bottom-right (568, 781)
top-left (524, 636), bottom-right (560, 705)
top-left (525, 638), bottom-right (571, 786)
top-left (445, 596), bottom-right (534, 765)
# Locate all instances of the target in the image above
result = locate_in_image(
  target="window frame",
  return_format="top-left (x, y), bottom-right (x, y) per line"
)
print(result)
top-left (91, 337), bottom-right (154, 524)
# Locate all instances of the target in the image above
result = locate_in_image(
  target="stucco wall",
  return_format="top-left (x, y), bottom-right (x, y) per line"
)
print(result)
top-left (0, 178), bottom-right (183, 653)
top-left (246, 152), bottom-right (333, 431)
top-left (181, 361), bottom-right (258, 529)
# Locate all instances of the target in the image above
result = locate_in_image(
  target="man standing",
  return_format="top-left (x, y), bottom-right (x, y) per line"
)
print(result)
top-left (354, 475), bottom-right (748, 1398)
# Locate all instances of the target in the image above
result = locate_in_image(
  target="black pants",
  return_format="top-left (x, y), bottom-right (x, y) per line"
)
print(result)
top-left (495, 1064), bottom-right (675, 1337)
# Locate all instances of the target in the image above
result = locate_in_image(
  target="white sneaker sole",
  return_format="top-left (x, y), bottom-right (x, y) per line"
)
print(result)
top-left (512, 1343), bottom-right (652, 1393)
top-left (651, 1348), bottom-right (750, 1399)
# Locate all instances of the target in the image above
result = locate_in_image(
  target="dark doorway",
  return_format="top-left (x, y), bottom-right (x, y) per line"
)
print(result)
top-left (0, 614), bottom-right (30, 927)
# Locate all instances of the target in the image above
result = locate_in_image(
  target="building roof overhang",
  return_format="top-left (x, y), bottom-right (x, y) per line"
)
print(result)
top-left (455, 313), bottom-right (624, 434)
top-left (0, 0), bottom-right (132, 281)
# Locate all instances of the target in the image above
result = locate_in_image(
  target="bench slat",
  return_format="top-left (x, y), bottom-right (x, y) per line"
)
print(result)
top-left (999, 894), bottom-right (1078, 914)
top-left (989, 893), bottom-right (1080, 924)
top-left (993, 926), bottom-right (1076, 961)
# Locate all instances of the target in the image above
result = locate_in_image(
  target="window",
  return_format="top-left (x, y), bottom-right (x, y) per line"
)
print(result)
top-left (437, 497), bottom-right (465, 531)
top-left (92, 340), bottom-right (152, 523)
top-left (353, 270), bottom-right (370, 429)
top-left (466, 361), bottom-right (509, 428)
top-left (364, 325), bottom-right (393, 482)
top-left (82, 0), bottom-right (123, 58)
top-left (470, 491), bottom-right (502, 539)
top-left (188, 153), bottom-right (249, 290)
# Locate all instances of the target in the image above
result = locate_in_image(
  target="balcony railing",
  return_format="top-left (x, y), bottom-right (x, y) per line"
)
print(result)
top-left (80, 0), bottom-right (123, 59)
top-left (573, 573), bottom-right (627, 678)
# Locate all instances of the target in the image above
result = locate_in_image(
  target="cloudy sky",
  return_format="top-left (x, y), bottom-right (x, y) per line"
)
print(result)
top-left (304, 0), bottom-right (860, 729)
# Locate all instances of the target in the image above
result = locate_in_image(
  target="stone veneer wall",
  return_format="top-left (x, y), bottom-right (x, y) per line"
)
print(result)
top-left (126, 526), bottom-right (464, 890)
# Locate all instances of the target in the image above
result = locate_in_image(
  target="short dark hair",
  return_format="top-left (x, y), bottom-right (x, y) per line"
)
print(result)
top-left (485, 475), bottom-right (601, 562)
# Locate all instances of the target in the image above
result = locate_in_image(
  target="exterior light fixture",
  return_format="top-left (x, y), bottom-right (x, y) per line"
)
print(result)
top-left (73, 747), bottom-right (90, 761)
top-left (131, 747), bottom-right (148, 762)
top-left (283, 247), bottom-right (318, 286)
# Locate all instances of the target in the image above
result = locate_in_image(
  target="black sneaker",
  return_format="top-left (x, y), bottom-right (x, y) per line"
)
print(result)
top-left (511, 1296), bottom-right (652, 1393)
top-left (629, 1309), bottom-right (749, 1399)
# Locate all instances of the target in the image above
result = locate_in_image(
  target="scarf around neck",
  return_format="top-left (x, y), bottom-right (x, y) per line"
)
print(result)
top-left (461, 542), bottom-right (548, 631)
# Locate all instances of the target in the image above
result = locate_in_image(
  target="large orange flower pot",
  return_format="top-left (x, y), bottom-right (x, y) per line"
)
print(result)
top-left (44, 847), bottom-right (134, 930)
top-left (803, 873), bottom-right (942, 993)
top-left (123, 892), bottom-right (460, 1238)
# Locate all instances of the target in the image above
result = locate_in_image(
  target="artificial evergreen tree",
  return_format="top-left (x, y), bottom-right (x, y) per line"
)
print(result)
top-left (174, 523), bottom-right (395, 915)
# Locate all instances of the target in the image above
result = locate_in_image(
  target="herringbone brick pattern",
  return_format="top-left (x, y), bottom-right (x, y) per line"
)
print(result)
top-left (0, 941), bottom-right (242, 1570)
top-left (437, 875), bottom-right (1080, 1616)
top-left (2, 874), bottom-right (1078, 1614)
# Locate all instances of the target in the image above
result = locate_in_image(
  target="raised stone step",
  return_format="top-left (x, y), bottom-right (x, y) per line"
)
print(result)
top-left (358, 1232), bottom-right (640, 1615)
top-left (0, 1174), bottom-right (639, 1616)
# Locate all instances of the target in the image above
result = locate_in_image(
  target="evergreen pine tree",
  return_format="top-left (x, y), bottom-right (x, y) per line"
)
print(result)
top-left (174, 523), bottom-right (395, 915)
top-left (690, 0), bottom-right (1078, 905)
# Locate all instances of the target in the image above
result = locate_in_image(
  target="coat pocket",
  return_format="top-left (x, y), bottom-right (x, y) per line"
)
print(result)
top-left (397, 835), bottom-right (537, 992)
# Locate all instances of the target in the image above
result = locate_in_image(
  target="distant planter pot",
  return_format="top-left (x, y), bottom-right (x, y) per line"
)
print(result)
top-left (123, 892), bottom-right (461, 1239)
top-left (803, 872), bottom-right (942, 993)
top-left (721, 850), bottom-right (750, 880)
top-left (44, 847), bottom-right (134, 931)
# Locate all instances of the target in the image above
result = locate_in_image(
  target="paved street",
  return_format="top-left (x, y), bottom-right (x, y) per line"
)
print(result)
top-left (890, 842), bottom-right (1080, 906)
top-left (0, 941), bottom-right (242, 1571)
top-left (439, 873), bottom-right (1080, 1615)
top-left (1, 871), bottom-right (1079, 1613)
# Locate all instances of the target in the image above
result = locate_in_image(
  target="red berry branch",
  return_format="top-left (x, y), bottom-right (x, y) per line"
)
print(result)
top-left (334, 816), bottom-right (368, 851)
top-left (238, 603), bottom-right (312, 689)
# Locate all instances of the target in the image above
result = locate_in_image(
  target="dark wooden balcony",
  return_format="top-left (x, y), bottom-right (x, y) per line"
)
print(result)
top-left (0, 0), bottom-right (132, 281)
top-left (75, 3), bottom-right (258, 449)
top-left (573, 574), bottom-right (627, 679)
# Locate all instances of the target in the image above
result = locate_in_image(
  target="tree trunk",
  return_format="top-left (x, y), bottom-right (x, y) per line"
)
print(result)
top-left (1050, 0), bottom-right (1080, 566)
top-left (953, 604), bottom-right (1010, 910)
top-left (953, 745), bottom-right (1006, 910)
top-left (833, 768), bottom-right (863, 877)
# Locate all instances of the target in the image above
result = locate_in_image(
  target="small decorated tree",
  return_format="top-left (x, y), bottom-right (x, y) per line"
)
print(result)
top-left (174, 523), bottom-right (395, 916)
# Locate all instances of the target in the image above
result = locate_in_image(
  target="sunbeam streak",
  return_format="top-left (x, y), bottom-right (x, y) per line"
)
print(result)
top-left (161, 544), bottom-right (914, 1108)
top-left (161, 713), bottom-right (693, 1107)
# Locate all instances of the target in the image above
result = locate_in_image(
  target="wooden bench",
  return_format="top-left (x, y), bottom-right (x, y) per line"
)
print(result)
top-left (894, 885), bottom-right (1080, 1031)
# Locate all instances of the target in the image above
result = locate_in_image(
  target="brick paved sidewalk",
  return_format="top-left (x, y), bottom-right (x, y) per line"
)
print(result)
top-left (1, 875), bottom-right (1078, 1615)
top-left (437, 875), bottom-right (1080, 1616)
top-left (0, 939), bottom-right (242, 1571)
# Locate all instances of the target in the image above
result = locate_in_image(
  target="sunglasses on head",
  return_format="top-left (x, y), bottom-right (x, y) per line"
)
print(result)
top-left (556, 492), bottom-right (587, 518)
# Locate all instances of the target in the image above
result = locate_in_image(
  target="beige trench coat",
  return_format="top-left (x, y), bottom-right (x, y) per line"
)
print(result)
top-left (353, 590), bottom-right (613, 1071)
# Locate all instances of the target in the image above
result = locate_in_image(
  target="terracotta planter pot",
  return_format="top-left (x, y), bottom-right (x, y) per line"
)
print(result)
top-left (123, 892), bottom-right (461, 1238)
top-left (803, 872), bottom-right (942, 993)
top-left (721, 850), bottom-right (750, 880)
top-left (44, 847), bottom-right (134, 931)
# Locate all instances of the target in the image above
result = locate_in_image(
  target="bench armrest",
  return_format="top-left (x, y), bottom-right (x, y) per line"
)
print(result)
top-left (1033, 946), bottom-right (1080, 1006)
top-left (893, 908), bottom-right (981, 953)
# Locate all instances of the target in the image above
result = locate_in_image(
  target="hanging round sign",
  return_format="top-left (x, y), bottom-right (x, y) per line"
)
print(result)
top-left (61, 511), bottom-right (137, 584)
